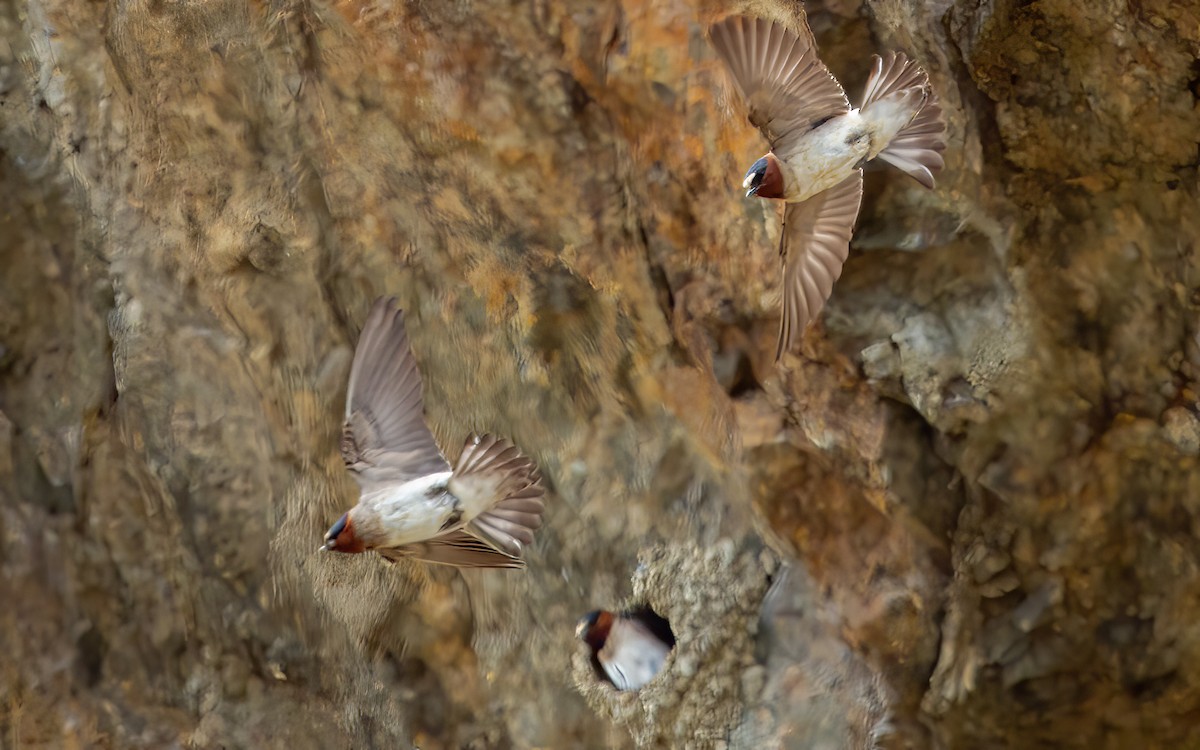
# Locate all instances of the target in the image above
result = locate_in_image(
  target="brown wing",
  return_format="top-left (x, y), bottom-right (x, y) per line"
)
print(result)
top-left (709, 15), bottom-right (850, 153)
top-left (378, 530), bottom-right (526, 569)
top-left (341, 297), bottom-right (450, 490)
top-left (776, 171), bottom-right (864, 361)
top-left (448, 434), bottom-right (546, 558)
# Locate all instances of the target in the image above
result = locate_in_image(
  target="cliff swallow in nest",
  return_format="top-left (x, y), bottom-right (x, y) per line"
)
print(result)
top-left (576, 608), bottom-right (676, 690)
top-left (322, 297), bottom-right (546, 568)
top-left (709, 15), bottom-right (946, 360)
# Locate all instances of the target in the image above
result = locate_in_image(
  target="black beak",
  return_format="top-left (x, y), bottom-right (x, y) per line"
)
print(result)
top-left (742, 156), bottom-right (769, 199)
top-left (325, 513), bottom-right (348, 546)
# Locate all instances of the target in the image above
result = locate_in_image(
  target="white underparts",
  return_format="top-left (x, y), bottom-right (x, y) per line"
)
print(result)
top-left (777, 112), bottom-right (870, 202)
top-left (358, 471), bottom-right (458, 548)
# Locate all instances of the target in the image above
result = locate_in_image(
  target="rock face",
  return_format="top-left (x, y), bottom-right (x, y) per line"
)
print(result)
top-left (2, 0), bottom-right (1198, 747)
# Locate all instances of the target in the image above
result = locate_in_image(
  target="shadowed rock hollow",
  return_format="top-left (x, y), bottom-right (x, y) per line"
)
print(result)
top-left (2, 0), bottom-right (1198, 747)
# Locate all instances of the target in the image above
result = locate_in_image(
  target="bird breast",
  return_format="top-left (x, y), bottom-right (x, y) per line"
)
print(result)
top-left (778, 112), bottom-right (871, 203)
top-left (361, 471), bottom-right (458, 547)
top-left (602, 622), bottom-right (672, 690)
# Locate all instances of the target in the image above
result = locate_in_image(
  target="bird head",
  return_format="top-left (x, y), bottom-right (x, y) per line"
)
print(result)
top-left (321, 511), bottom-right (366, 553)
top-left (575, 609), bottom-right (614, 650)
top-left (742, 153), bottom-right (784, 199)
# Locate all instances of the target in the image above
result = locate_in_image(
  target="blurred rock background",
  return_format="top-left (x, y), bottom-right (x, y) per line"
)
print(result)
top-left (2, 0), bottom-right (1198, 747)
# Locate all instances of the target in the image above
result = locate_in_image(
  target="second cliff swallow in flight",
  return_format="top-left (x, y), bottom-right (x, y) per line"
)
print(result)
top-left (576, 608), bottom-right (676, 690)
top-left (321, 297), bottom-right (546, 568)
top-left (709, 14), bottom-right (946, 360)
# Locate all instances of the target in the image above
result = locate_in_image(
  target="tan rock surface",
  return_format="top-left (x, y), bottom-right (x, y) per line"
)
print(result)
top-left (2, 0), bottom-right (1198, 747)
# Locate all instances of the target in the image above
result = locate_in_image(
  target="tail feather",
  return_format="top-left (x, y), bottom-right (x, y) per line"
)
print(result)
top-left (708, 15), bottom-right (850, 152)
top-left (861, 51), bottom-right (927, 108)
top-left (448, 435), bottom-right (546, 558)
top-left (861, 52), bottom-right (946, 189)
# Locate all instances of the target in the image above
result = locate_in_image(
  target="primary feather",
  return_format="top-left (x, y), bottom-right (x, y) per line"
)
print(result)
top-left (341, 297), bottom-right (449, 488)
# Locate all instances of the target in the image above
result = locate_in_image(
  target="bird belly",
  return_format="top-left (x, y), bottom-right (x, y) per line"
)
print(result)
top-left (367, 474), bottom-right (458, 547)
top-left (779, 113), bottom-right (870, 202)
top-left (604, 635), bottom-right (671, 690)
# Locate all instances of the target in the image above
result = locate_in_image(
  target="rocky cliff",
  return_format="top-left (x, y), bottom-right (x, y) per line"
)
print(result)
top-left (2, 0), bottom-right (1198, 747)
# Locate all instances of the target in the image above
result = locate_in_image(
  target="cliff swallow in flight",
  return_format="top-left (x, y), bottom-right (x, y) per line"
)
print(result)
top-left (709, 15), bottom-right (946, 360)
top-left (321, 297), bottom-right (546, 568)
top-left (576, 608), bottom-right (676, 690)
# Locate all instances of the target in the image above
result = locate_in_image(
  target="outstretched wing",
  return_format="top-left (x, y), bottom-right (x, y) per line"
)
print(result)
top-left (341, 297), bottom-right (450, 490)
top-left (378, 530), bottom-right (526, 569)
top-left (709, 14), bottom-right (850, 153)
top-left (776, 171), bottom-right (864, 360)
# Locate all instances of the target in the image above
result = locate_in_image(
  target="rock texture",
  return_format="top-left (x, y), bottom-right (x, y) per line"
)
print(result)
top-left (2, 0), bottom-right (1198, 747)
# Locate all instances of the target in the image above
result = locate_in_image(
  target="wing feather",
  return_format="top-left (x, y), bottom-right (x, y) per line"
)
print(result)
top-left (341, 297), bottom-right (450, 490)
top-left (775, 172), bottom-right (864, 360)
top-left (709, 15), bottom-right (850, 153)
top-left (378, 530), bottom-right (526, 569)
